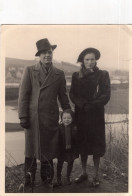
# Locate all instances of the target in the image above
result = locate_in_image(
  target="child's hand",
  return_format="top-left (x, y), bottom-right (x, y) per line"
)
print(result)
top-left (66, 145), bottom-right (71, 150)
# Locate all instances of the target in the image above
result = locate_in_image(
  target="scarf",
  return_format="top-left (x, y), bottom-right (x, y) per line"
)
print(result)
top-left (79, 63), bottom-right (99, 78)
top-left (40, 61), bottom-right (52, 76)
top-left (64, 125), bottom-right (71, 149)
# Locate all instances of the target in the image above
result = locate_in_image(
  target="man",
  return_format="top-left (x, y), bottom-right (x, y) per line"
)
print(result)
top-left (18, 38), bottom-right (71, 186)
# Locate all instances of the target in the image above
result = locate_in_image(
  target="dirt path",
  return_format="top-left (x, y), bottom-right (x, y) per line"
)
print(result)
top-left (24, 160), bottom-right (128, 193)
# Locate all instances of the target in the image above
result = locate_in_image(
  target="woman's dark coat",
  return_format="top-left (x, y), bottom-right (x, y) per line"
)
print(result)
top-left (69, 67), bottom-right (111, 156)
top-left (18, 62), bottom-right (70, 161)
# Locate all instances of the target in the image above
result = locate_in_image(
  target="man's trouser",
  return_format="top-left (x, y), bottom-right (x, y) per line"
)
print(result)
top-left (25, 157), bottom-right (54, 184)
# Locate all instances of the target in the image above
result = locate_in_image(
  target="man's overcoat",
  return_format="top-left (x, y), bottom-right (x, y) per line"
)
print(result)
top-left (18, 62), bottom-right (70, 161)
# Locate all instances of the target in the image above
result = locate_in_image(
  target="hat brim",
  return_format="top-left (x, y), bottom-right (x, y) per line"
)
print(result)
top-left (35, 45), bottom-right (57, 56)
top-left (77, 48), bottom-right (100, 62)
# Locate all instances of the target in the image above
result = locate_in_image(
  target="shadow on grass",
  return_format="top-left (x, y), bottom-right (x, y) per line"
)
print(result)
top-left (5, 123), bottom-right (22, 132)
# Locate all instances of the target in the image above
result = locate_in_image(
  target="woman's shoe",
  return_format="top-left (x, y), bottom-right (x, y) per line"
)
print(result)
top-left (67, 177), bottom-right (72, 185)
top-left (75, 174), bottom-right (88, 184)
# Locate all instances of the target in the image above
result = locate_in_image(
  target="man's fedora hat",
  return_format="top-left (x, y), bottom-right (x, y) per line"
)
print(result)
top-left (35, 38), bottom-right (57, 56)
top-left (77, 48), bottom-right (101, 62)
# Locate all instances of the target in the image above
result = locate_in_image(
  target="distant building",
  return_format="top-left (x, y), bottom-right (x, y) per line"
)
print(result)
top-left (122, 80), bottom-right (129, 84)
top-left (111, 80), bottom-right (121, 84)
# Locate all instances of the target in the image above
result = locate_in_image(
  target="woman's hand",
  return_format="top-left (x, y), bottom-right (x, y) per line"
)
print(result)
top-left (20, 118), bottom-right (30, 129)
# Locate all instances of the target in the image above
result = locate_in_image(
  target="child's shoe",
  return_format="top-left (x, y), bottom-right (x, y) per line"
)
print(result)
top-left (53, 178), bottom-right (62, 188)
top-left (57, 178), bottom-right (62, 186)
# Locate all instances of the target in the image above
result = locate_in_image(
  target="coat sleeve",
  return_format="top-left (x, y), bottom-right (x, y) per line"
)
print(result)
top-left (18, 66), bottom-right (32, 119)
top-left (59, 125), bottom-right (65, 150)
top-left (58, 72), bottom-right (71, 110)
top-left (71, 125), bottom-right (79, 151)
top-left (72, 126), bottom-right (78, 142)
top-left (89, 71), bottom-right (111, 107)
top-left (69, 72), bottom-right (88, 109)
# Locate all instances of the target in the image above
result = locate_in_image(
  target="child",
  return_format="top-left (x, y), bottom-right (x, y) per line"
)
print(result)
top-left (56, 109), bottom-right (79, 185)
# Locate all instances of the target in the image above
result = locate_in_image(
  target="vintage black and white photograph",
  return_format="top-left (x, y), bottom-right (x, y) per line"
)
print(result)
top-left (3, 25), bottom-right (130, 193)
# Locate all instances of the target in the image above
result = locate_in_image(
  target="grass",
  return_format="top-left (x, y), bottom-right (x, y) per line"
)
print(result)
top-left (5, 164), bottom-right (25, 193)
top-left (5, 123), bottom-right (22, 132)
top-left (100, 119), bottom-right (128, 183)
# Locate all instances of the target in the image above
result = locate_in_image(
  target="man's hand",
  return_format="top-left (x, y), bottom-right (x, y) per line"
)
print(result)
top-left (20, 118), bottom-right (30, 129)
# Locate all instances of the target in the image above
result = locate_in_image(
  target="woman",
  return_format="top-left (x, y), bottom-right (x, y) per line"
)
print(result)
top-left (69, 48), bottom-right (111, 186)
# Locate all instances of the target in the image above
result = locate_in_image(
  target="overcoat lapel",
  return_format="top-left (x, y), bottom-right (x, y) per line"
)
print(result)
top-left (39, 64), bottom-right (48, 85)
top-left (41, 65), bottom-right (60, 89)
top-left (33, 62), bottom-right (60, 89)
top-left (33, 62), bottom-right (48, 86)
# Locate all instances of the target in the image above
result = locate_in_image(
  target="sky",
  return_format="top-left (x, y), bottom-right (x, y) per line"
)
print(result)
top-left (1, 25), bottom-right (132, 70)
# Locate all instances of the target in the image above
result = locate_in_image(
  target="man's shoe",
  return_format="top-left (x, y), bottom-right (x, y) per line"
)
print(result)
top-left (75, 174), bottom-right (88, 184)
top-left (24, 172), bottom-right (35, 187)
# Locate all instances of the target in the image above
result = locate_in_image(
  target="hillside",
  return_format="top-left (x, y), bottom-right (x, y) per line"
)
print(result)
top-left (5, 57), bottom-right (79, 83)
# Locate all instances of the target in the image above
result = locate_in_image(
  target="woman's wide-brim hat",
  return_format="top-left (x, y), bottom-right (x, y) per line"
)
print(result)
top-left (77, 48), bottom-right (101, 62)
top-left (35, 38), bottom-right (57, 56)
